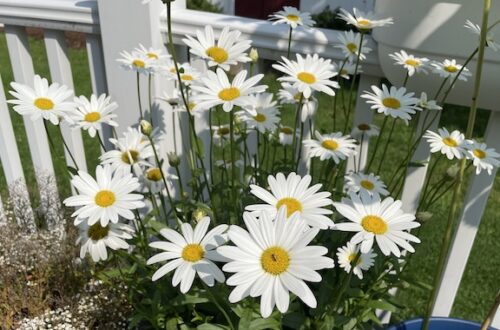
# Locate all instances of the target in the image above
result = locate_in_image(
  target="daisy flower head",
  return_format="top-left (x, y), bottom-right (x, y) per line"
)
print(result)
top-left (117, 50), bottom-right (155, 75)
top-left (277, 126), bottom-right (296, 146)
top-left (344, 172), bottom-right (389, 197)
top-left (272, 54), bottom-right (339, 99)
top-left (303, 131), bottom-right (357, 163)
top-left (246, 172), bottom-right (334, 229)
top-left (464, 20), bottom-right (499, 52)
top-left (335, 30), bottom-right (372, 62)
top-left (147, 217), bottom-right (228, 293)
top-left (190, 68), bottom-right (266, 112)
top-left (237, 93), bottom-right (280, 134)
top-left (100, 127), bottom-right (155, 176)
top-left (159, 61), bottom-right (201, 86)
top-left (182, 26), bottom-right (251, 71)
top-left (418, 92), bottom-right (442, 111)
top-left (338, 8), bottom-right (393, 32)
top-left (139, 165), bottom-right (176, 194)
top-left (277, 82), bottom-right (310, 105)
top-left (268, 6), bottom-right (315, 29)
top-left (423, 128), bottom-right (466, 160)
top-left (334, 193), bottom-right (421, 257)
top-left (431, 59), bottom-right (472, 82)
top-left (70, 94), bottom-right (118, 137)
top-left (465, 141), bottom-right (500, 175)
top-left (212, 124), bottom-right (240, 148)
top-left (134, 44), bottom-right (171, 64)
top-left (351, 123), bottom-right (380, 140)
top-left (217, 209), bottom-right (334, 318)
top-left (8, 75), bottom-right (75, 125)
top-left (338, 62), bottom-right (363, 80)
top-left (336, 242), bottom-right (376, 279)
top-left (77, 221), bottom-right (134, 262)
top-left (64, 164), bottom-right (145, 226)
top-left (389, 50), bottom-right (429, 76)
top-left (361, 84), bottom-right (421, 124)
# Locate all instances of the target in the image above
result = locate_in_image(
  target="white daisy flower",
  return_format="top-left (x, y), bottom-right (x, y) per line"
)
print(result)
top-left (268, 6), bottom-right (315, 29)
top-left (182, 26), bottom-right (251, 71)
top-left (418, 92), bottom-right (442, 111)
top-left (464, 141), bottom-right (500, 175)
top-left (159, 88), bottom-right (181, 106)
top-left (158, 61), bottom-right (201, 85)
top-left (217, 209), bottom-right (334, 318)
top-left (277, 82), bottom-right (310, 105)
top-left (64, 164), bottom-right (145, 226)
top-left (147, 217), bottom-right (228, 293)
top-left (272, 54), bottom-right (339, 98)
top-left (431, 59), bottom-right (472, 82)
top-left (335, 30), bottom-right (372, 62)
top-left (277, 126), bottom-right (296, 146)
top-left (303, 131), bottom-right (357, 163)
top-left (100, 127), bottom-right (156, 175)
top-left (246, 172), bottom-right (334, 229)
top-left (389, 50), bottom-right (429, 76)
top-left (361, 84), bottom-right (421, 124)
top-left (77, 221), bottom-right (134, 262)
top-left (423, 128), bottom-right (467, 160)
top-left (237, 94), bottom-right (280, 134)
top-left (338, 62), bottom-right (363, 79)
top-left (336, 242), bottom-right (376, 279)
top-left (70, 94), bottom-right (118, 138)
top-left (190, 68), bottom-right (266, 112)
top-left (8, 75), bottom-right (75, 125)
top-left (334, 193), bottom-right (421, 257)
top-left (351, 123), bottom-right (380, 140)
top-left (117, 50), bottom-right (155, 75)
top-left (134, 44), bottom-right (171, 63)
top-left (344, 172), bottom-right (389, 197)
top-left (464, 20), bottom-right (499, 52)
top-left (212, 124), bottom-right (240, 148)
top-left (338, 8), bottom-right (393, 31)
top-left (139, 166), bottom-right (177, 194)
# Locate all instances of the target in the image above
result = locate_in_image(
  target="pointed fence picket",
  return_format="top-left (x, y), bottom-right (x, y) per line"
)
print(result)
top-left (0, 0), bottom-right (498, 327)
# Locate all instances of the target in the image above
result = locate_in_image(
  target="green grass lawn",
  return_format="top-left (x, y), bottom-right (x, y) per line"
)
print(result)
top-left (0, 32), bottom-right (498, 324)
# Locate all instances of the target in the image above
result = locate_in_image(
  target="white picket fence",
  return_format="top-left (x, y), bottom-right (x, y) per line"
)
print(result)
top-left (0, 0), bottom-right (498, 326)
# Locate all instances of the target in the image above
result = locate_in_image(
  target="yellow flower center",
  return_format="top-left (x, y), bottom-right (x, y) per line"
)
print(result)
top-left (170, 67), bottom-right (177, 74)
top-left (405, 59), bottom-right (420, 67)
top-left (84, 112), bottom-right (101, 123)
top-left (133, 59), bottom-right (145, 68)
top-left (444, 65), bottom-right (458, 73)
top-left (146, 52), bottom-right (158, 59)
top-left (206, 46), bottom-right (229, 64)
top-left (276, 197), bottom-right (303, 217)
top-left (217, 127), bottom-right (230, 135)
top-left (87, 223), bottom-right (110, 241)
top-left (360, 180), bottom-right (375, 190)
top-left (442, 137), bottom-right (458, 147)
top-left (182, 244), bottom-right (204, 262)
top-left (473, 149), bottom-right (486, 159)
top-left (358, 123), bottom-right (371, 131)
top-left (94, 190), bottom-right (116, 207)
top-left (261, 246), bottom-right (290, 275)
top-left (121, 150), bottom-right (139, 164)
top-left (340, 69), bottom-right (348, 76)
top-left (280, 127), bottom-right (293, 134)
top-left (382, 97), bottom-right (401, 109)
top-left (34, 97), bottom-right (54, 111)
top-left (294, 92), bottom-right (302, 101)
top-left (146, 168), bottom-right (162, 182)
top-left (361, 215), bottom-right (388, 235)
top-left (357, 19), bottom-right (371, 27)
top-left (286, 14), bottom-right (300, 22)
top-left (188, 102), bottom-right (196, 112)
top-left (346, 42), bottom-right (358, 54)
top-left (181, 74), bottom-right (193, 81)
top-left (218, 87), bottom-right (241, 101)
top-left (254, 113), bottom-right (266, 122)
top-left (348, 253), bottom-right (362, 265)
top-left (297, 72), bottom-right (316, 84)
top-left (321, 139), bottom-right (339, 151)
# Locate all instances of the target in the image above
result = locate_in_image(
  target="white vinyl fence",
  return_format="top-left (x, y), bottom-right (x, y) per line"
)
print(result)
top-left (0, 0), bottom-right (498, 326)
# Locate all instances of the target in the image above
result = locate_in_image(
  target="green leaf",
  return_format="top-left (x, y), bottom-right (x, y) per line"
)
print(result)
top-left (249, 318), bottom-right (281, 330)
top-left (149, 219), bottom-right (168, 233)
top-left (238, 308), bottom-right (253, 329)
top-left (166, 318), bottom-right (179, 330)
top-left (197, 324), bottom-right (228, 330)
top-left (67, 166), bottom-right (78, 176)
top-left (365, 299), bottom-right (398, 313)
top-left (342, 318), bottom-right (357, 330)
top-left (409, 161), bottom-right (427, 167)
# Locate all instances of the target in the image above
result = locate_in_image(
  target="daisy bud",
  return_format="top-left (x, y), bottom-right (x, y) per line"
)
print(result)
top-left (167, 152), bottom-right (181, 167)
top-left (140, 120), bottom-right (153, 136)
top-left (445, 164), bottom-right (460, 181)
top-left (192, 208), bottom-right (207, 222)
top-left (416, 211), bottom-right (433, 223)
top-left (249, 48), bottom-right (259, 63)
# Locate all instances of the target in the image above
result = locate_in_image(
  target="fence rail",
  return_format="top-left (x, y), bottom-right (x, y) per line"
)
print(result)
top-left (0, 0), bottom-right (498, 327)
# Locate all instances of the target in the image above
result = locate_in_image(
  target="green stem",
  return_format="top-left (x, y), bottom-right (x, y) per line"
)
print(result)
top-left (343, 33), bottom-right (365, 134)
top-left (366, 116), bottom-right (388, 172)
top-left (229, 110), bottom-right (237, 220)
top-left (286, 26), bottom-right (293, 59)
top-left (136, 72), bottom-right (144, 121)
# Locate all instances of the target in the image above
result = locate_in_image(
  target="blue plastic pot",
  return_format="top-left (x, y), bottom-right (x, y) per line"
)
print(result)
top-left (387, 317), bottom-right (498, 330)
